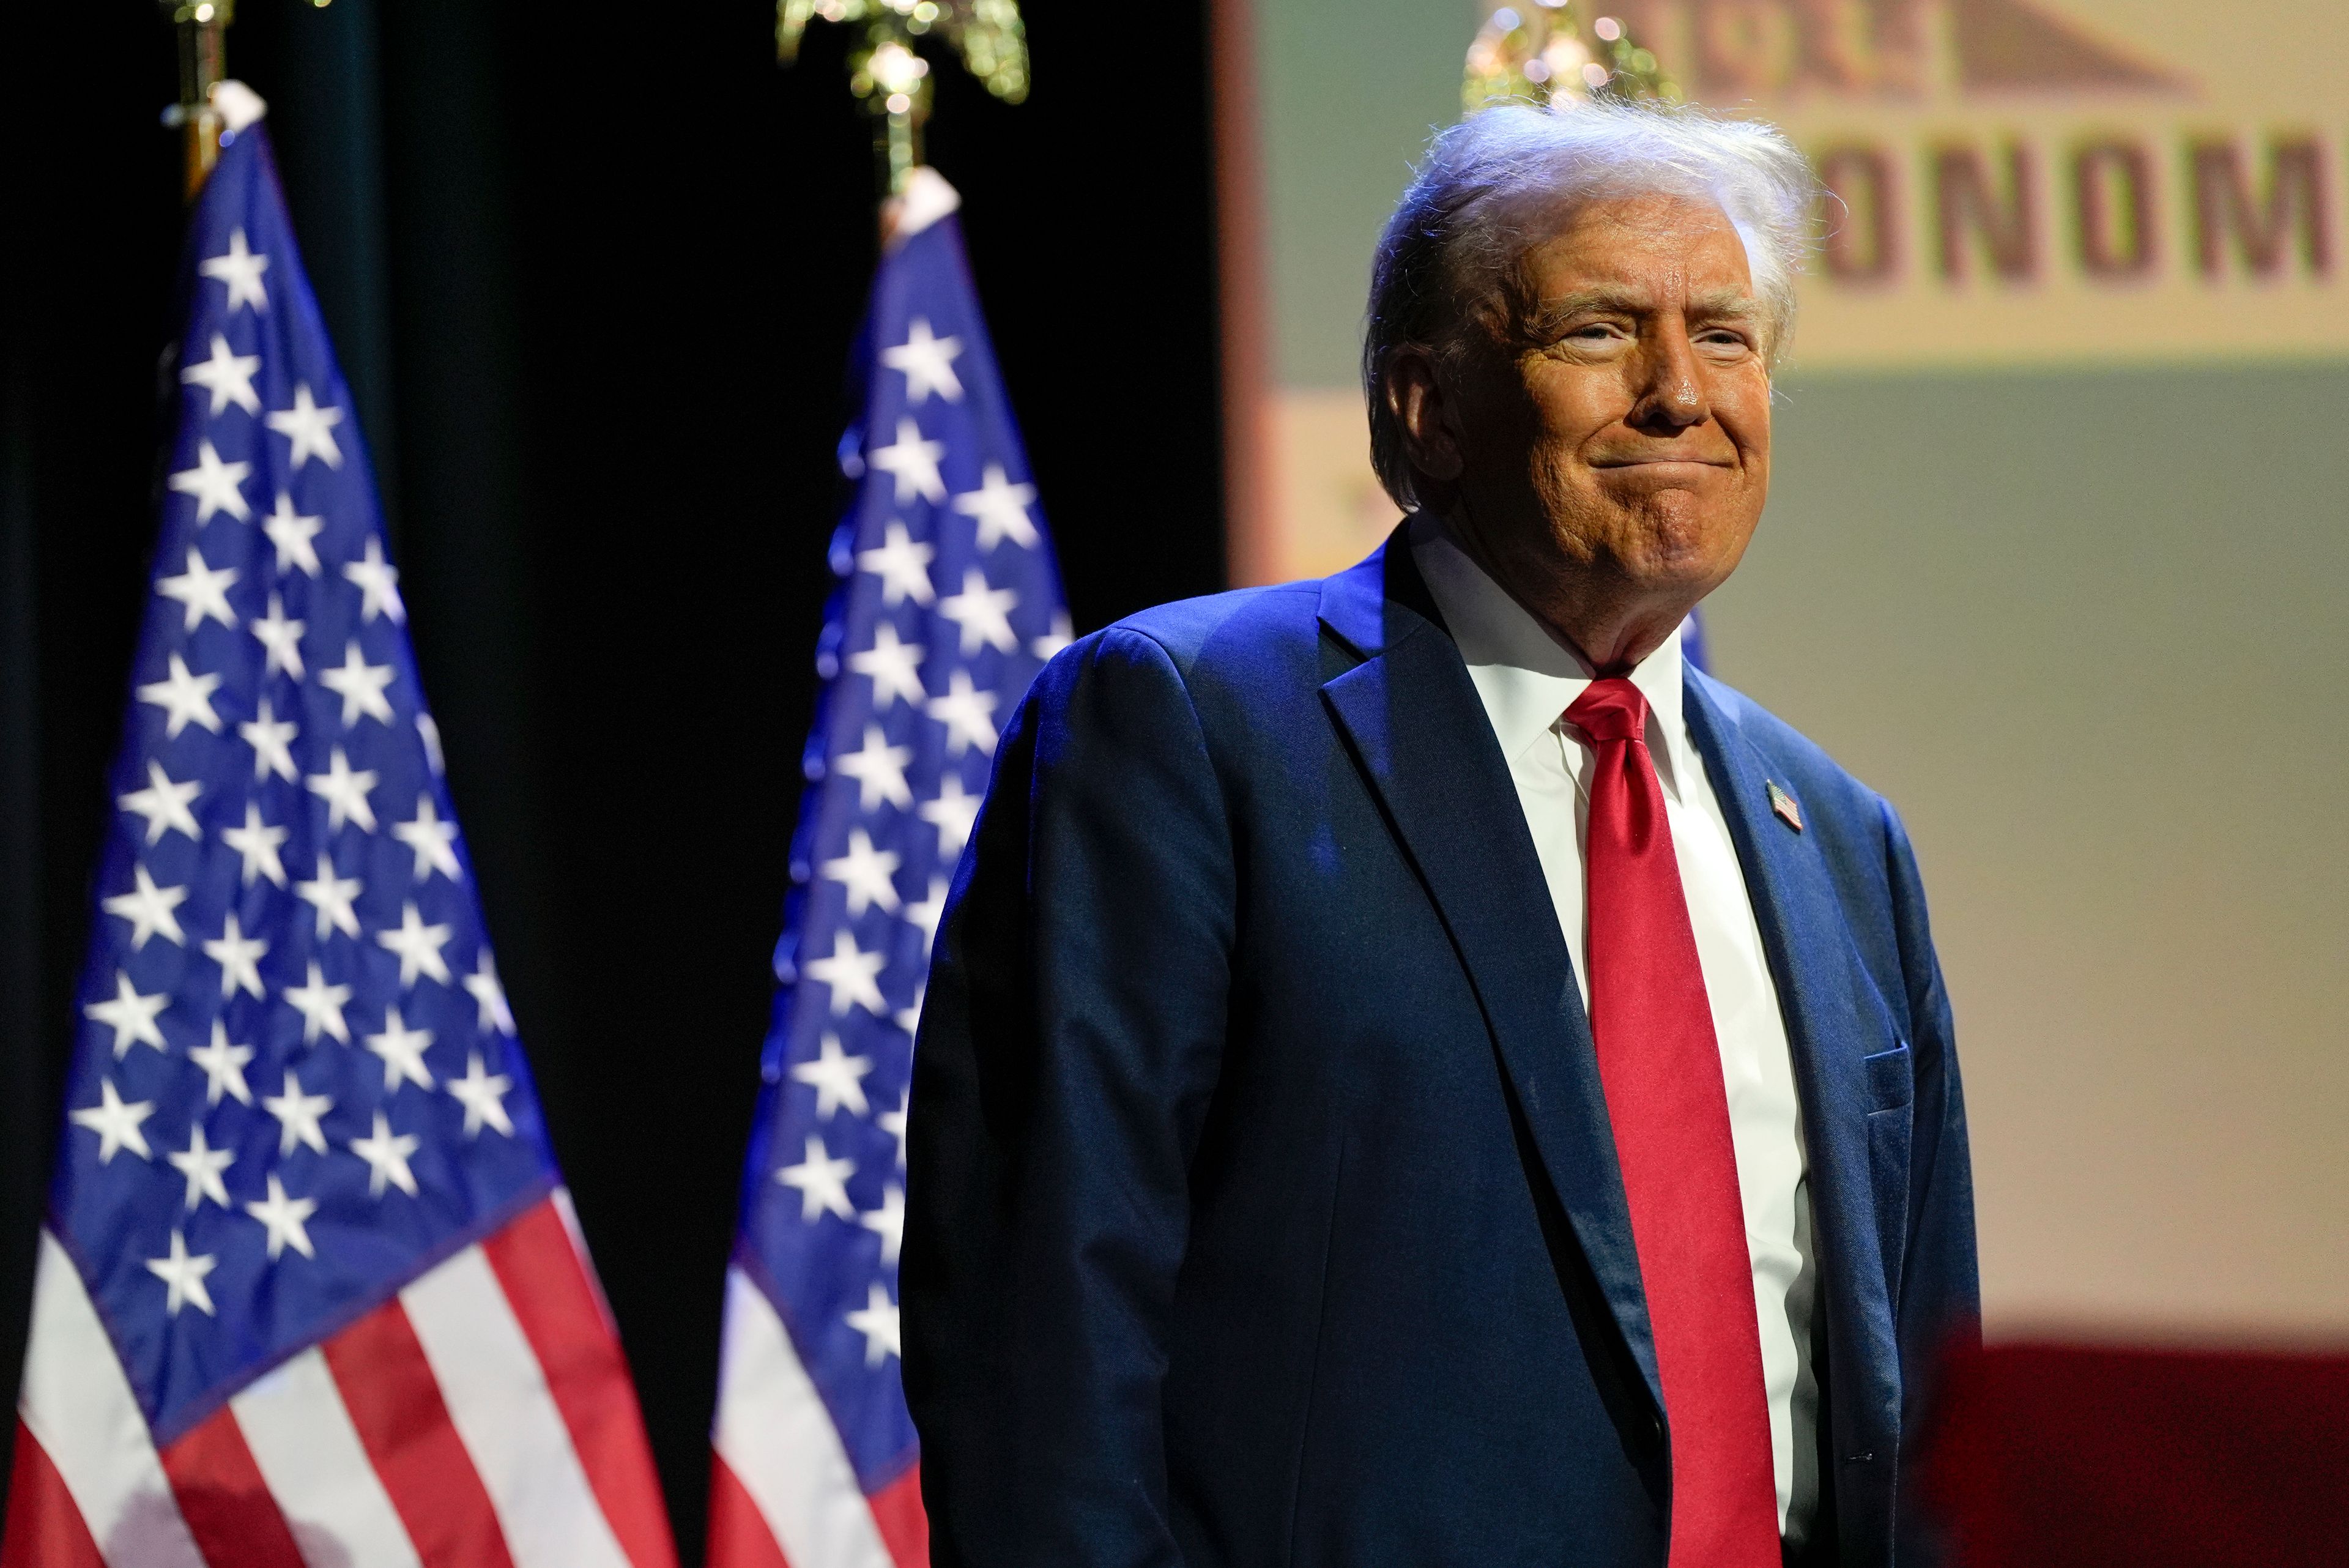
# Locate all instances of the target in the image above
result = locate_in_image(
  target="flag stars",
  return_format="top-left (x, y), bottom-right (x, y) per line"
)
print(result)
top-left (70, 1080), bottom-right (155, 1164)
top-left (102, 864), bottom-right (188, 950)
top-left (343, 538), bottom-right (406, 625)
top-left (283, 960), bottom-right (354, 1045)
top-left (856, 522), bottom-right (936, 608)
top-left (166, 1124), bottom-right (236, 1212)
top-left (262, 492), bottom-right (324, 576)
top-left (791, 1035), bottom-right (874, 1120)
top-left (245, 1175), bottom-right (318, 1261)
top-left (265, 383), bottom-right (344, 470)
top-left (222, 802), bottom-right (289, 886)
top-left (844, 1282), bottom-right (900, 1366)
top-left (180, 333), bottom-right (262, 417)
top-left (294, 858), bottom-right (363, 942)
top-left (168, 440), bottom-right (253, 524)
top-left (465, 952), bottom-right (516, 1036)
top-left (319, 642), bottom-right (396, 726)
top-left (306, 746), bottom-right (381, 834)
top-left (119, 760), bottom-right (203, 846)
top-left (926, 669), bottom-right (1000, 756)
top-left (446, 1053), bottom-right (514, 1139)
top-left (952, 463), bottom-right (1039, 550)
top-left (377, 902), bottom-right (453, 989)
top-left (918, 775), bottom-right (981, 860)
top-left (158, 543), bottom-right (242, 631)
top-left (364, 1008), bottom-right (437, 1092)
top-left (805, 930), bottom-right (888, 1018)
top-left (90, 180), bottom-right (1067, 1367)
top-left (823, 828), bottom-right (902, 916)
top-left (836, 726), bottom-right (914, 812)
top-left (393, 796), bottom-right (462, 882)
top-left (881, 317), bottom-right (964, 404)
top-left (240, 697), bottom-right (300, 784)
top-left (1033, 609), bottom-right (1074, 662)
top-left (776, 1134), bottom-right (857, 1222)
top-left (939, 568), bottom-right (1020, 655)
top-left (146, 1232), bottom-right (218, 1318)
top-left (251, 593), bottom-right (306, 679)
top-left (263, 1071), bottom-right (333, 1157)
top-left (198, 228), bottom-right (270, 312)
top-left (85, 972), bottom-right (169, 1058)
top-left (849, 622), bottom-right (926, 710)
top-left (906, 875), bottom-right (949, 960)
top-left (861, 1184), bottom-right (907, 1267)
top-left (350, 1112), bottom-right (421, 1198)
top-left (202, 913), bottom-right (268, 1000)
top-left (137, 653), bottom-right (226, 738)
top-left (188, 1022), bottom-right (255, 1106)
top-left (869, 417), bottom-right (948, 505)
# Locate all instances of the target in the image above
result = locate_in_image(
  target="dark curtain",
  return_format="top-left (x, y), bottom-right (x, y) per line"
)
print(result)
top-left (0, 1), bottom-right (1228, 1556)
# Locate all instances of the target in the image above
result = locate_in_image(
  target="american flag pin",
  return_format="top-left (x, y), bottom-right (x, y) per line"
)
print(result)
top-left (1767, 780), bottom-right (1803, 833)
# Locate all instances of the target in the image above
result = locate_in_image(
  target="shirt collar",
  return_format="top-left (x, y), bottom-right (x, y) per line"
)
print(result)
top-left (1408, 518), bottom-right (1691, 789)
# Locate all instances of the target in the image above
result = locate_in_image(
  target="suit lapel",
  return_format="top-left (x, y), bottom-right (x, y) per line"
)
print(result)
top-left (1681, 672), bottom-right (1906, 1449)
top-left (1319, 539), bottom-right (1664, 1411)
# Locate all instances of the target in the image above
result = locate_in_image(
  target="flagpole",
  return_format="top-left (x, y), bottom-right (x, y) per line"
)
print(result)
top-left (160, 0), bottom-right (237, 203)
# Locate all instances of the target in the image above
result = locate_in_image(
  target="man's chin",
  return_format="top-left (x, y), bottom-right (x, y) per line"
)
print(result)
top-left (1590, 471), bottom-right (1746, 532)
top-left (1600, 502), bottom-right (1751, 590)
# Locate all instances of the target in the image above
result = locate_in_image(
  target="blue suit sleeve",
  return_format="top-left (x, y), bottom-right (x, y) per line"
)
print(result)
top-left (902, 626), bottom-right (1234, 1568)
top-left (1880, 800), bottom-right (1980, 1555)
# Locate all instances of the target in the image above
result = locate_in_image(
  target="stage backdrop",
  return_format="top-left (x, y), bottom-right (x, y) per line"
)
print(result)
top-left (1216, 0), bottom-right (2349, 1339)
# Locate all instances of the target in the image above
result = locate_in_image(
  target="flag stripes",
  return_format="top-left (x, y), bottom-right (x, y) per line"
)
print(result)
top-left (481, 1202), bottom-right (678, 1568)
top-left (157, 1405), bottom-right (307, 1568)
top-left (710, 1266), bottom-right (900, 1568)
top-left (404, 1249), bottom-right (634, 1568)
top-left (708, 1454), bottom-right (796, 1568)
top-left (13, 1232), bottom-right (208, 1568)
top-left (1, 1421), bottom-right (106, 1568)
top-left (230, 1348), bottom-right (421, 1568)
top-left (4, 1195), bottom-right (664, 1568)
top-left (324, 1298), bottom-right (519, 1568)
top-left (864, 1467), bottom-right (927, 1568)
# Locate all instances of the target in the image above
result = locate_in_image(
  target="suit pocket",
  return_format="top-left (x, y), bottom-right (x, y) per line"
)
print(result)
top-left (1863, 1041), bottom-right (1913, 1112)
top-left (1863, 1042), bottom-right (1914, 1306)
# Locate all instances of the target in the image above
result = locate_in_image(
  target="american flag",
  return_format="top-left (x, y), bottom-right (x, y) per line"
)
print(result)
top-left (705, 168), bottom-right (1068, 1568)
top-left (2, 110), bottom-right (676, 1568)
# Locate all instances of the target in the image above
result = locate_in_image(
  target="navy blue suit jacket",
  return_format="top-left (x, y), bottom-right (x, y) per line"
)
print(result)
top-left (903, 534), bottom-right (1978, 1567)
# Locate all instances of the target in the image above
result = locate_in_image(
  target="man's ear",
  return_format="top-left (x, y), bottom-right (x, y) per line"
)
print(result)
top-left (1387, 347), bottom-right (1464, 486)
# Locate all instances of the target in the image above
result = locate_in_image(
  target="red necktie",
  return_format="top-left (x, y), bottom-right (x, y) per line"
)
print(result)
top-left (1565, 679), bottom-right (1779, 1566)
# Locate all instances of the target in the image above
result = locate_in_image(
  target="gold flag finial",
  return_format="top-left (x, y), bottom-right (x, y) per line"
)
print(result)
top-left (780, 0), bottom-right (1031, 195)
top-left (1464, 3), bottom-right (1677, 116)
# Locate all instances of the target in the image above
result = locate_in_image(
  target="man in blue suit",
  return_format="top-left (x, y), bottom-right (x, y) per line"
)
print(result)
top-left (904, 102), bottom-right (1976, 1568)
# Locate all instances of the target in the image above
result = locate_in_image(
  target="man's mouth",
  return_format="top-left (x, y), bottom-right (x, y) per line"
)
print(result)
top-left (1589, 455), bottom-right (1735, 470)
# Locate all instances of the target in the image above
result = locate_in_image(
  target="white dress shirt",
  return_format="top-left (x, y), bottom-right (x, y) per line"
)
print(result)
top-left (1411, 524), bottom-right (1820, 1540)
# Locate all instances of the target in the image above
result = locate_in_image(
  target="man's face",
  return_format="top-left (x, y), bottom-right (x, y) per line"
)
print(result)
top-left (1421, 193), bottom-right (1773, 664)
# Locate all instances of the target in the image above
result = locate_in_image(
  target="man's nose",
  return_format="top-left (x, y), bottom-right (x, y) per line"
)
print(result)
top-left (1625, 320), bottom-right (1708, 433)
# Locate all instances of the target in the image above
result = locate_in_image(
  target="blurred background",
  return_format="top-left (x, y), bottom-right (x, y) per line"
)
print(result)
top-left (1, 0), bottom-right (2343, 1556)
